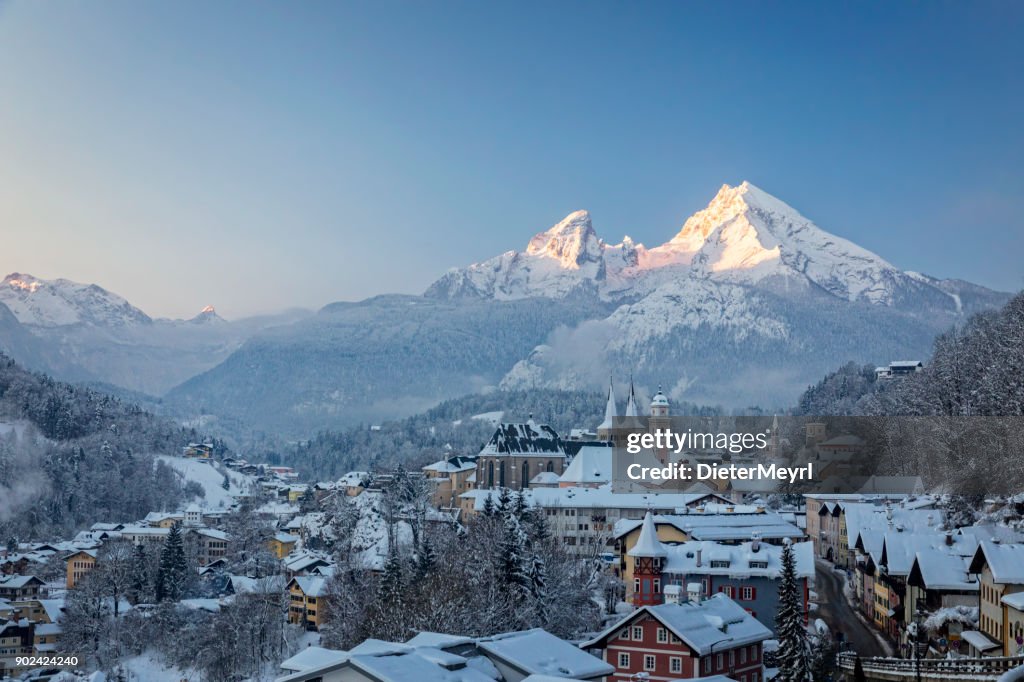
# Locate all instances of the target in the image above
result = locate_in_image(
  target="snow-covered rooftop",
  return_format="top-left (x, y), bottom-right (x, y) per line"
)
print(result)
top-left (662, 540), bottom-right (815, 579)
top-left (476, 628), bottom-right (614, 679)
top-left (584, 593), bottom-right (771, 655)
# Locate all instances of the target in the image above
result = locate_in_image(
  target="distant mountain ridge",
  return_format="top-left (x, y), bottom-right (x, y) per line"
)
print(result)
top-left (0, 272), bottom-right (312, 395)
top-left (1, 182), bottom-right (1010, 438)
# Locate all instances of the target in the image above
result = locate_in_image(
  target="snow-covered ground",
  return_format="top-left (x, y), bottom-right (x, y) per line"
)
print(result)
top-left (470, 410), bottom-right (504, 426)
top-left (156, 455), bottom-right (252, 508)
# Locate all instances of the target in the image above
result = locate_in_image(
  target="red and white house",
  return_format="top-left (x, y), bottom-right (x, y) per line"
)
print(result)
top-left (582, 592), bottom-right (772, 682)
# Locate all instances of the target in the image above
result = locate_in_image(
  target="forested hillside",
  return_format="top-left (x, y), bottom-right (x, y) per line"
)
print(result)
top-left (266, 387), bottom-right (724, 479)
top-left (0, 353), bottom-right (214, 541)
top-left (795, 290), bottom-right (1024, 417)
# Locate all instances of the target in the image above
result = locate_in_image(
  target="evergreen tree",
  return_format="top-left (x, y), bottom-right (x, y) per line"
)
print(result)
top-left (416, 536), bottom-right (436, 579)
top-left (496, 487), bottom-right (512, 517)
top-left (776, 539), bottom-right (810, 682)
top-left (128, 543), bottom-right (148, 604)
top-left (853, 655), bottom-right (866, 682)
top-left (528, 550), bottom-right (548, 627)
top-left (482, 494), bottom-right (496, 517)
top-left (220, 473), bottom-right (230, 491)
top-left (512, 489), bottom-right (527, 518)
top-left (155, 524), bottom-right (188, 602)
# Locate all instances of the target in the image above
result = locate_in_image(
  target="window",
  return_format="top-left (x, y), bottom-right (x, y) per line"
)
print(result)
top-left (741, 586), bottom-right (755, 601)
top-left (729, 650), bottom-right (735, 667)
top-left (618, 628), bottom-right (629, 640)
top-left (740, 646), bottom-right (747, 663)
top-left (719, 585), bottom-right (735, 598)
top-left (618, 652), bottom-right (630, 668)
top-left (752, 673), bottom-right (759, 682)
top-left (656, 627), bottom-right (668, 643)
top-left (670, 657), bottom-right (682, 673)
top-left (632, 625), bottom-right (643, 640)
top-left (644, 655), bottom-right (656, 671)
top-left (703, 657), bottom-right (711, 673)
top-left (750, 644), bottom-right (758, 659)
top-left (716, 653), bottom-right (723, 669)
top-left (634, 579), bottom-right (640, 593)
top-left (710, 559), bottom-right (730, 568)
top-left (653, 578), bottom-right (661, 594)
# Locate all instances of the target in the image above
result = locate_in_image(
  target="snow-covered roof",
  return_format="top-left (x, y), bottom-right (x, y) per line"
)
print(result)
top-left (1001, 592), bottom-right (1024, 611)
top-left (273, 532), bottom-right (299, 544)
top-left (0, 574), bottom-right (44, 589)
top-left (290, 576), bottom-right (328, 598)
top-left (583, 593), bottom-right (771, 654)
top-left (423, 456), bottom-right (477, 474)
top-left (479, 422), bottom-right (566, 458)
top-left (404, 632), bottom-right (475, 649)
top-left (614, 511), bottom-right (803, 543)
top-left (463, 484), bottom-right (722, 513)
top-left (662, 540), bottom-right (815, 579)
top-left (558, 445), bottom-right (612, 485)
top-left (908, 548), bottom-right (978, 592)
top-left (597, 381), bottom-right (617, 431)
top-left (629, 512), bottom-right (667, 558)
top-left (960, 629), bottom-right (1001, 652)
top-left (476, 628), bottom-right (614, 679)
top-left (280, 646), bottom-right (348, 673)
top-left (530, 471), bottom-right (561, 485)
top-left (349, 651), bottom-right (495, 682)
top-left (970, 540), bottom-right (1024, 584)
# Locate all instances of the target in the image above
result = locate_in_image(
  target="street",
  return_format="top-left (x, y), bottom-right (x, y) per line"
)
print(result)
top-left (814, 559), bottom-right (890, 658)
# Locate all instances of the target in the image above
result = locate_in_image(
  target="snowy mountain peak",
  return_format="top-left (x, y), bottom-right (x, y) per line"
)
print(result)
top-left (0, 272), bottom-right (152, 328)
top-left (525, 210), bottom-right (602, 268)
top-left (189, 305), bottom-right (226, 324)
top-left (425, 181), bottom-right (996, 308)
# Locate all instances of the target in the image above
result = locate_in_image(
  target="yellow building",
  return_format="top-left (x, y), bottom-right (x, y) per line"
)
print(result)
top-left (287, 576), bottom-right (327, 630)
top-left (64, 550), bottom-right (97, 589)
top-left (268, 532), bottom-right (299, 559)
top-left (969, 540), bottom-right (1024, 656)
top-left (422, 456), bottom-right (478, 508)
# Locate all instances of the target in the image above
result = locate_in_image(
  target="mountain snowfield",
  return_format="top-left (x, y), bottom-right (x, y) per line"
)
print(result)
top-left (428, 182), bottom-right (963, 308)
top-left (0, 182), bottom-right (1010, 436)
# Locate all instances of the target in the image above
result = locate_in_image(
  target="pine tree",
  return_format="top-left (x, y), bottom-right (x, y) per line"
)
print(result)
top-left (155, 523), bottom-right (188, 602)
top-left (528, 550), bottom-right (548, 627)
top-left (416, 536), bottom-right (436, 579)
top-left (512, 489), bottom-right (527, 518)
top-left (496, 487), bottom-right (512, 517)
top-left (221, 473), bottom-right (230, 491)
top-left (776, 539), bottom-right (810, 682)
top-left (129, 543), bottom-right (148, 604)
top-left (482, 494), bottom-right (496, 517)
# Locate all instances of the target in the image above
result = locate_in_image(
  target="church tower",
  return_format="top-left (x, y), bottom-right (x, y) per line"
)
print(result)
top-left (628, 511), bottom-right (666, 606)
top-left (649, 386), bottom-right (671, 464)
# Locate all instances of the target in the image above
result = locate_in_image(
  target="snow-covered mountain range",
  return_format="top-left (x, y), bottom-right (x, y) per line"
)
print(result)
top-left (427, 182), bottom-right (972, 309)
top-left (0, 273), bottom-right (310, 394)
top-left (1, 182), bottom-right (1010, 437)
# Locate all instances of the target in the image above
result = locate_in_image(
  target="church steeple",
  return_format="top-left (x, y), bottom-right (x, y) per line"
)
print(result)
top-left (596, 375), bottom-right (617, 439)
top-left (625, 376), bottom-right (638, 418)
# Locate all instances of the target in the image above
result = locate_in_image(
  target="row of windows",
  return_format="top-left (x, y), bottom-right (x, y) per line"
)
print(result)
top-left (616, 646), bottom-right (760, 678)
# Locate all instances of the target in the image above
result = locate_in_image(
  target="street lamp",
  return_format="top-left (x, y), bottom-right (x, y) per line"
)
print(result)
top-left (910, 597), bottom-right (927, 682)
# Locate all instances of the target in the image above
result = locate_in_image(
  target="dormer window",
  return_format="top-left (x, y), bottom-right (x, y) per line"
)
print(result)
top-left (710, 559), bottom-right (730, 568)
top-left (750, 560), bottom-right (768, 569)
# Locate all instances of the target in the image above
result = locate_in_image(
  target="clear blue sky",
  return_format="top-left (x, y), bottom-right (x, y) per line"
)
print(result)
top-left (1, 1), bottom-right (1021, 318)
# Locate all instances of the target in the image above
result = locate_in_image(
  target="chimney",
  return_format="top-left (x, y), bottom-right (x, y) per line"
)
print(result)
top-left (927, 513), bottom-right (934, 527)
top-left (696, 548), bottom-right (703, 567)
top-left (687, 582), bottom-right (702, 604)
top-left (945, 531), bottom-right (953, 546)
top-left (751, 532), bottom-right (761, 553)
